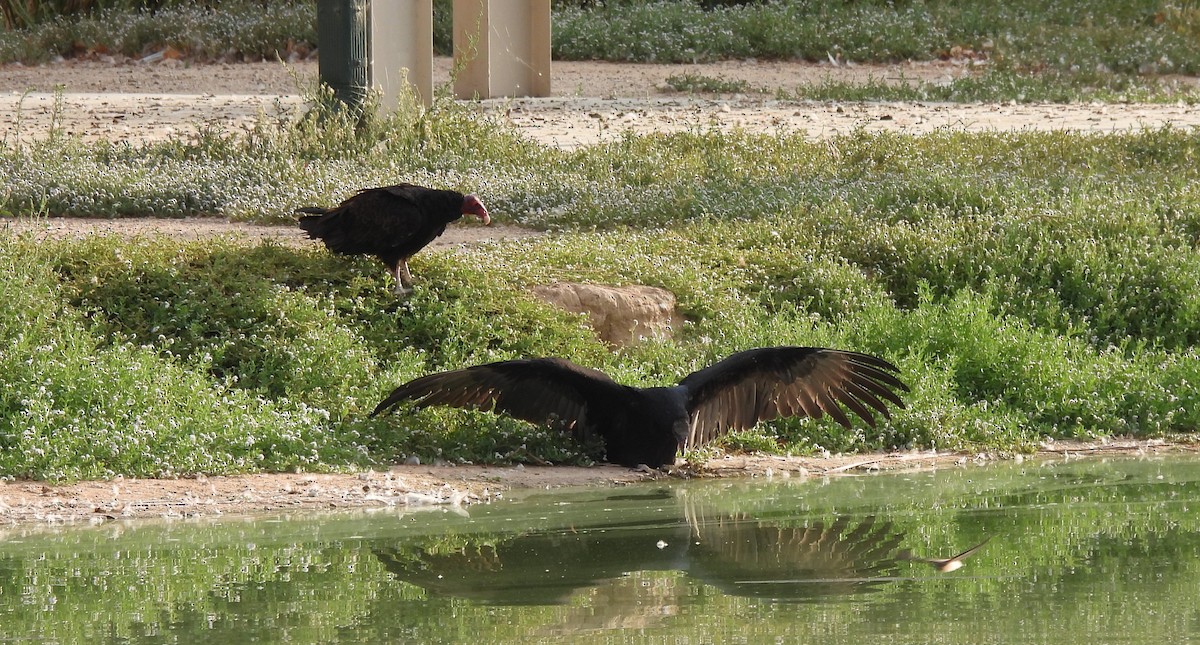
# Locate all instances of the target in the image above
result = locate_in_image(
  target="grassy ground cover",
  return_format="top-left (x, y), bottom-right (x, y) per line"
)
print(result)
top-left (1, 1), bottom-right (1198, 103)
top-left (1, 90), bottom-right (1198, 479)
top-left (1, 0), bottom-right (1198, 480)
top-left (553, 0), bottom-right (1200, 71)
top-left (0, 0), bottom-right (315, 62)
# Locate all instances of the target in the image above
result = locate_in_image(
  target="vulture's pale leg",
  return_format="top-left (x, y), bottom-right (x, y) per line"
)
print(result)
top-left (394, 260), bottom-right (414, 296)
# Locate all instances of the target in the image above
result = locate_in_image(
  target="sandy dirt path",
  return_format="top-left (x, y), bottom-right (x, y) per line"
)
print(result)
top-left (4, 57), bottom-right (1199, 148)
top-left (1, 215), bottom-right (540, 251)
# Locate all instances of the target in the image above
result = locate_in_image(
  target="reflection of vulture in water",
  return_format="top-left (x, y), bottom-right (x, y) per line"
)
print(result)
top-left (372, 346), bottom-right (908, 468)
top-left (685, 514), bottom-right (905, 599)
top-left (297, 183), bottom-right (491, 295)
top-left (899, 537), bottom-right (991, 572)
top-left (371, 510), bottom-right (907, 605)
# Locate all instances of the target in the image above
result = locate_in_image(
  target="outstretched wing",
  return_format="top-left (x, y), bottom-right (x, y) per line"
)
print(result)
top-left (679, 347), bottom-right (909, 449)
top-left (371, 358), bottom-right (626, 435)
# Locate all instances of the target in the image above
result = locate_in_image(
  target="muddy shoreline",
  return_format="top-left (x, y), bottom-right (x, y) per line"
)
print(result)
top-left (3, 439), bottom-right (1194, 527)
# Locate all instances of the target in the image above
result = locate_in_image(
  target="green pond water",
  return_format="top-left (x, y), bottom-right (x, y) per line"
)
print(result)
top-left (1, 455), bottom-right (1198, 644)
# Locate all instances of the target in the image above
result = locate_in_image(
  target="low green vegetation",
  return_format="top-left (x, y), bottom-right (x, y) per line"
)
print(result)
top-left (553, 0), bottom-right (1200, 73)
top-left (0, 0), bottom-right (315, 62)
top-left (2, 1), bottom-right (1199, 102)
top-left (2, 85), bottom-right (1198, 479)
top-left (0, 0), bottom-right (204, 30)
top-left (1, 0), bottom-right (1198, 480)
top-left (664, 72), bottom-right (753, 94)
top-left (775, 68), bottom-right (1199, 104)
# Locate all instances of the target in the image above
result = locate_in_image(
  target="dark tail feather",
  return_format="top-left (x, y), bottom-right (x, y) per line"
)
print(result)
top-left (297, 210), bottom-right (329, 237)
top-left (295, 206), bottom-right (330, 216)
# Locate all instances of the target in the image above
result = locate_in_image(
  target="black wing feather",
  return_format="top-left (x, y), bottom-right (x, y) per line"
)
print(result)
top-left (679, 347), bottom-right (909, 448)
top-left (371, 358), bottom-right (626, 437)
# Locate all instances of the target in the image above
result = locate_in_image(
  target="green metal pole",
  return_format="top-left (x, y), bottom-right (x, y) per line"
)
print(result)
top-left (316, 0), bottom-right (370, 112)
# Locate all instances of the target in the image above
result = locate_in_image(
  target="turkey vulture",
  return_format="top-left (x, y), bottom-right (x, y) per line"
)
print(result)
top-left (371, 346), bottom-right (909, 468)
top-left (297, 183), bottom-right (491, 295)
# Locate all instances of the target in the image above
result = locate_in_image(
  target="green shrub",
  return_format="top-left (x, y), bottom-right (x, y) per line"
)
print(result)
top-left (664, 72), bottom-right (752, 94)
top-left (0, 235), bottom-right (360, 480)
top-left (0, 1), bottom-right (314, 62)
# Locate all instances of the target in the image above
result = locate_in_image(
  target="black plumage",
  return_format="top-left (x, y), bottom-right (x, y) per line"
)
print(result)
top-left (371, 346), bottom-right (909, 468)
top-left (297, 183), bottom-right (490, 295)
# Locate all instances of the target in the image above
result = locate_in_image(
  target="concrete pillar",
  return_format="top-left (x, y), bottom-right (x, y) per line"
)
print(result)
top-left (319, 0), bottom-right (549, 109)
top-left (317, 0), bottom-right (370, 110)
top-left (452, 0), bottom-right (552, 100)
top-left (370, 0), bottom-right (434, 108)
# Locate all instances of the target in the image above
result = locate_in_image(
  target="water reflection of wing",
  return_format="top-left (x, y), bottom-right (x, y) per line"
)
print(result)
top-left (685, 501), bottom-right (904, 600)
top-left (372, 522), bottom-right (692, 606)
top-left (372, 491), bottom-right (907, 607)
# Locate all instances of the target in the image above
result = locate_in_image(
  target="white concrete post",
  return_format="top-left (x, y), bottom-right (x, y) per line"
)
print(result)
top-left (369, 0), bottom-right (434, 108)
top-left (452, 0), bottom-right (552, 100)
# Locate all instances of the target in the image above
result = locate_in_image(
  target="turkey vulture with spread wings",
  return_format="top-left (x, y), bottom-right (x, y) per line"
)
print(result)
top-left (371, 346), bottom-right (909, 468)
top-left (297, 183), bottom-right (490, 295)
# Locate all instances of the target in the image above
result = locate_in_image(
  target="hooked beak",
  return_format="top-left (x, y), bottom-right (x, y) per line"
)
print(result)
top-left (464, 194), bottom-right (491, 226)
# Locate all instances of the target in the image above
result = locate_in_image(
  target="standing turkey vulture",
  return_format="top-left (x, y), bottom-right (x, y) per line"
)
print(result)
top-left (371, 346), bottom-right (909, 468)
top-left (297, 183), bottom-right (491, 295)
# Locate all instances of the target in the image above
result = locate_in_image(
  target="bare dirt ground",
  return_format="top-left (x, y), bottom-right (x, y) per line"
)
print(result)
top-left (2, 57), bottom-right (1198, 525)
top-left (0, 214), bottom-right (539, 251)
top-left (4, 57), bottom-right (1199, 148)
